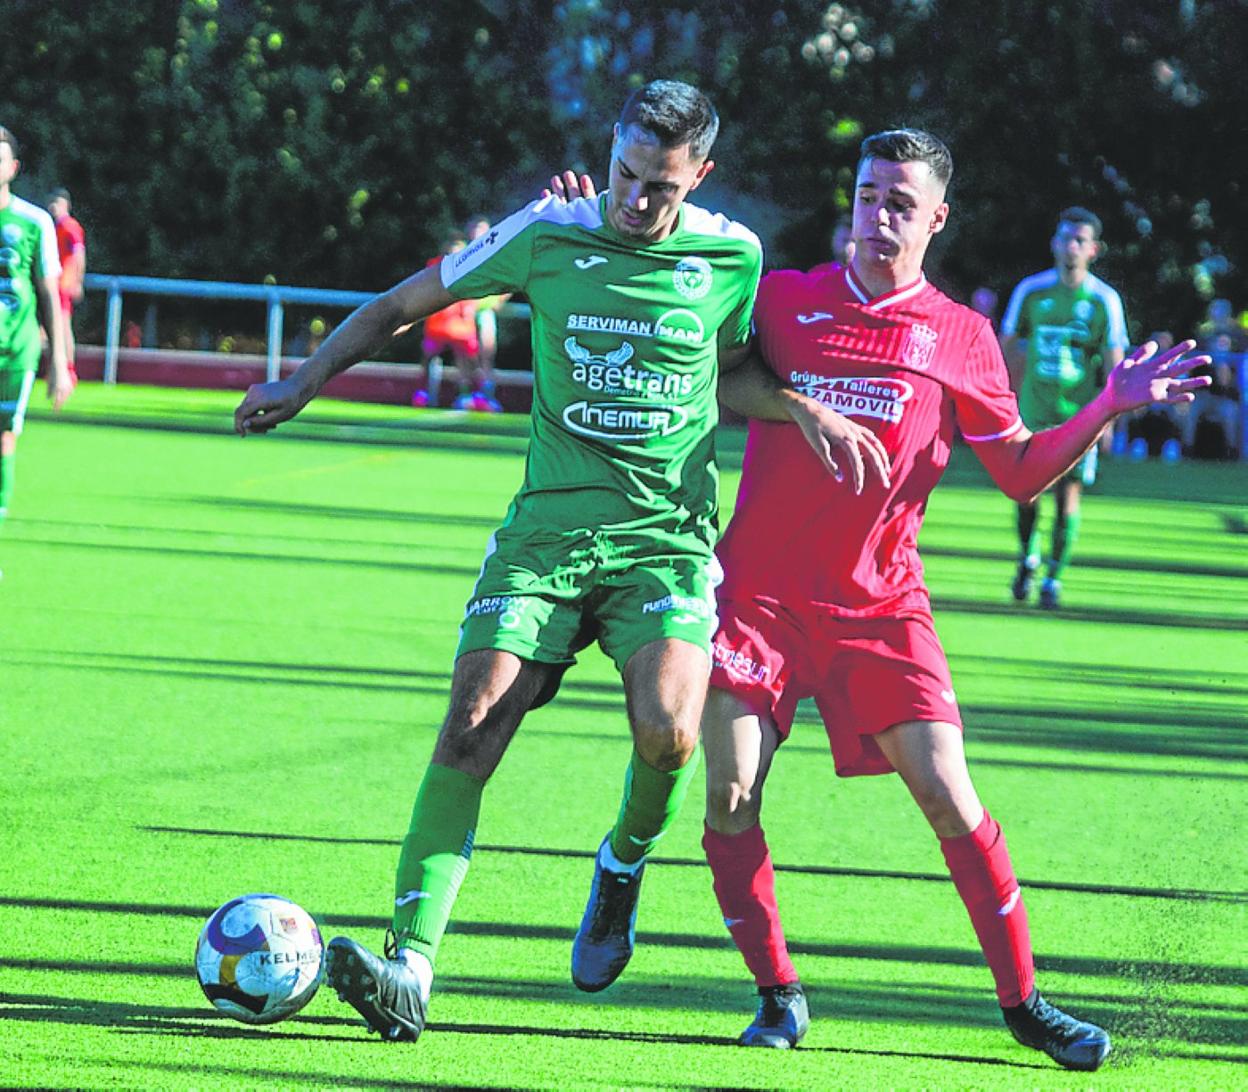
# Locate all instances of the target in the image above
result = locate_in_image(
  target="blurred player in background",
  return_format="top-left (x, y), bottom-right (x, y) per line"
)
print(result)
top-left (460, 214), bottom-right (507, 412)
top-left (0, 126), bottom-right (72, 540)
top-left (700, 129), bottom-right (1207, 1070)
top-left (1000, 207), bottom-right (1129, 609)
top-left (47, 186), bottom-right (85, 385)
top-left (410, 231), bottom-right (479, 409)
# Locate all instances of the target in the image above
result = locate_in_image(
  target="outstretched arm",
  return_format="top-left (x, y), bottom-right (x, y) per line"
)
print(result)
top-left (719, 345), bottom-right (890, 494)
top-left (235, 266), bottom-right (454, 435)
top-left (973, 339), bottom-right (1210, 501)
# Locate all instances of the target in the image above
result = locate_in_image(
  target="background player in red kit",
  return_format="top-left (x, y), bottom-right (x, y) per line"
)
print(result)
top-left (702, 129), bottom-right (1209, 1070)
top-left (47, 187), bottom-right (85, 384)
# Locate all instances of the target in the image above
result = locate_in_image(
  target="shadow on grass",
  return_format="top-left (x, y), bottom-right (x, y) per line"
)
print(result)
top-left (12, 535), bottom-right (484, 577)
top-left (6, 912), bottom-right (1245, 991)
top-left (183, 495), bottom-right (506, 530)
top-left (129, 828), bottom-right (1248, 904)
top-left (931, 594), bottom-right (1246, 631)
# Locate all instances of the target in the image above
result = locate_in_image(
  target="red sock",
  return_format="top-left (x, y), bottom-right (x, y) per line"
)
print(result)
top-left (702, 822), bottom-right (799, 988)
top-left (940, 810), bottom-right (1035, 1007)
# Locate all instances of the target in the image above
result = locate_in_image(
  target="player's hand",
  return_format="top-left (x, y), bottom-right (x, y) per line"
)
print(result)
top-left (234, 376), bottom-right (311, 436)
top-left (1104, 338), bottom-right (1211, 415)
top-left (47, 370), bottom-right (73, 411)
top-left (787, 396), bottom-right (891, 494)
top-left (542, 170), bottom-right (598, 202)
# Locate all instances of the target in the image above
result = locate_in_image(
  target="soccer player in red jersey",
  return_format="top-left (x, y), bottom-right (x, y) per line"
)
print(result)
top-left (702, 129), bottom-right (1209, 1070)
top-left (47, 187), bottom-right (85, 384)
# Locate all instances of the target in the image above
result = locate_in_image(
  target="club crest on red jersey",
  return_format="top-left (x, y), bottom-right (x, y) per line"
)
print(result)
top-left (901, 323), bottom-right (939, 372)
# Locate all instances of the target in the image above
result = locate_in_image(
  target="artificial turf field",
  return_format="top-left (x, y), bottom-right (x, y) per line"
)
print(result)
top-left (2, 382), bottom-right (1245, 1090)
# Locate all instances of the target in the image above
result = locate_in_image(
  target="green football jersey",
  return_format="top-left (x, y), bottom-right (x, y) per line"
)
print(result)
top-left (0, 195), bottom-right (61, 372)
top-left (442, 192), bottom-right (762, 546)
top-left (1000, 269), bottom-right (1129, 429)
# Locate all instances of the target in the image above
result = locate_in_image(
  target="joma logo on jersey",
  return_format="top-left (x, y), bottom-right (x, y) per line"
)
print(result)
top-left (792, 374), bottom-right (914, 424)
top-left (563, 401), bottom-right (689, 441)
top-left (901, 323), bottom-right (939, 371)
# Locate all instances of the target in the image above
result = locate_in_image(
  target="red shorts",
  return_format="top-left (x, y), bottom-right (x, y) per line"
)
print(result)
top-left (709, 597), bottom-right (962, 778)
top-left (422, 333), bottom-right (479, 360)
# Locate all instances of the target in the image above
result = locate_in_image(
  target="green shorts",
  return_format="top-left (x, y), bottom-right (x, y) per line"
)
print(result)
top-left (457, 521), bottom-right (721, 686)
top-left (0, 370), bottom-right (35, 434)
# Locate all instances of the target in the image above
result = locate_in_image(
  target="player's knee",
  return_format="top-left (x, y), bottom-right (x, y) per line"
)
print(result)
top-left (704, 778), bottom-right (758, 832)
top-left (633, 717), bottom-right (699, 772)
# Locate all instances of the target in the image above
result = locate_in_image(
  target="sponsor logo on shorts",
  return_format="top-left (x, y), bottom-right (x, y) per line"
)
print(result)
top-left (642, 593), bottom-right (710, 623)
top-left (940, 688), bottom-right (957, 704)
top-left (673, 256), bottom-right (713, 300)
top-left (465, 595), bottom-right (528, 630)
top-left (563, 400), bottom-right (688, 440)
top-left (789, 373), bottom-right (914, 425)
top-left (712, 641), bottom-right (769, 683)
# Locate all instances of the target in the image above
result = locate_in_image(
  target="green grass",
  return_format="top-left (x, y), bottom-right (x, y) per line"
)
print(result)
top-left (3, 383), bottom-right (1245, 1089)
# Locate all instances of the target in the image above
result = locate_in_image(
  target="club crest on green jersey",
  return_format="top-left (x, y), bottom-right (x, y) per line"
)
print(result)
top-left (673, 256), bottom-right (713, 300)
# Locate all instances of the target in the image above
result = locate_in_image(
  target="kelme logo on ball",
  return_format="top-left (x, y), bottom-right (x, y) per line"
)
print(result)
top-left (673, 256), bottom-right (712, 300)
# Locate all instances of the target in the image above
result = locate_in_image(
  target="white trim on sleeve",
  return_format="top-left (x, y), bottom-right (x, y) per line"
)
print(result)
top-left (962, 417), bottom-right (1024, 443)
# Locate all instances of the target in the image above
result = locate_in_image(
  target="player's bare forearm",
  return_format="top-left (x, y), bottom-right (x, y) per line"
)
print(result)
top-left (235, 267), bottom-right (453, 435)
top-left (35, 276), bottom-right (71, 408)
top-left (975, 339), bottom-right (1210, 501)
top-left (717, 344), bottom-right (792, 421)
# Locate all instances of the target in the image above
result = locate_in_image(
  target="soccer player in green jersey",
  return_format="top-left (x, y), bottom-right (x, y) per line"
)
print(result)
top-left (0, 126), bottom-right (73, 537)
top-left (235, 80), bottom-right (856, 1044)
top-left (1000, 207), bottom-right (1129, 608)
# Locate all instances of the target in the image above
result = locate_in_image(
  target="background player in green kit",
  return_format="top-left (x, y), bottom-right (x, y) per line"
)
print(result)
top-left (234, 80), bottom-right (847, 1045)
top-left (1000, 207), bottom-right (1128, 608)
top-left (0, 125), bottom-right (73, 536)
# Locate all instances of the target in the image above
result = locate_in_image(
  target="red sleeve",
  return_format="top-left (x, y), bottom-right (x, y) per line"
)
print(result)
top-left (754, 270), bottom-right (805, 381)
top-left (954, 321), bottom-right (1023, 443)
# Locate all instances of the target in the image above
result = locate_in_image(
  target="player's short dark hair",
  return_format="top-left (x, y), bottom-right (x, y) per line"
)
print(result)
top-left (618, 80), bottom-right (720, 160)
top-left (48, 186), bottom-right (72, 207)
top-left (0, 126), bottom-right (18, 157)
top-left (1057, 206), bottom-right (1103, 239)
top-left (859, 128), bottom-right (953, 189)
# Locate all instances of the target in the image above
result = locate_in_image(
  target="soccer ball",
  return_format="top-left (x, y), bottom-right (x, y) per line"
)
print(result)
top-left (195, 893), bottom-right (325, 1024)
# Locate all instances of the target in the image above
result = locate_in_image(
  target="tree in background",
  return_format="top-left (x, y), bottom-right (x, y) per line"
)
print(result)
top-left (2, 0), bottom-right (1242, 338)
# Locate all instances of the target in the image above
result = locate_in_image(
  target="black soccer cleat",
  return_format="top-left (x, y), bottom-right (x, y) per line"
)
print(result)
top-left (740, 982), bottom-right (809, 1048)
top-left (326, 932), bottom-right (427, 1043)
top-left (571, 835), bottom-right (645, 992)
top-left (1039, 577), bottom-right (1062, 610)
top-left (1011, 559), bottom-right (1038, 602)
top-left (1002, 989), bottom-right (1110, 1071)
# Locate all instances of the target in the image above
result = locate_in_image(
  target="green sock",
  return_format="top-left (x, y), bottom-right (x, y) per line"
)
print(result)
top-left (0, 452), bottom-right (14, 518)
top-left (392, 763), bottom-right (484, 965)
top-left (1049, 510), bottom-right (1081, 580)
top-left (608, 748), bottom-right (700, 865)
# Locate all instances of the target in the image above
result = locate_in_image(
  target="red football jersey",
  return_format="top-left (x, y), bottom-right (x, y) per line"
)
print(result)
top-left (717, 265), bottom-right (1021, 617)
top-left (55, 214), bottom-right (85, 265)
